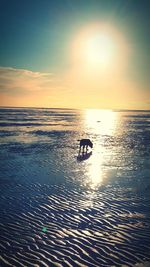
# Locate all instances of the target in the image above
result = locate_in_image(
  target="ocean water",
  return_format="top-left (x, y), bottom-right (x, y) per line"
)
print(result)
top-left (0, 108), bottom-right (150, 267)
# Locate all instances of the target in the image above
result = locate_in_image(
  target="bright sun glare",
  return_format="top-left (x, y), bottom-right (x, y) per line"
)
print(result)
top-left (86, 33), bottom-right (116, 67)
top-left (71, 23), bottom-right (127, 72)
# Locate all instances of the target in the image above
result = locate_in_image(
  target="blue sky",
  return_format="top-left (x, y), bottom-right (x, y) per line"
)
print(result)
top-left (1, 0), bottom-right (149, 71)
top-left (0, 0), bottom-right (150, 108)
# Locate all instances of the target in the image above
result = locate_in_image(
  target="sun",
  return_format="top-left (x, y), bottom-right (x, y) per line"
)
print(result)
top-left (71, 23), bottom-right (127, 71)
top-left (85, 33), bottom-right (116, 68)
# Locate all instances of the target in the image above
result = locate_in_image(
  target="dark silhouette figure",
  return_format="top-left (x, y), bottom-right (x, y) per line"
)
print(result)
top-left (79, 139), bottom-right (93, 153)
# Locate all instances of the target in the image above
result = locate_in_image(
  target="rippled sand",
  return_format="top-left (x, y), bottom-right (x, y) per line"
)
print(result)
top-left (0, 108), bottom-right (150, 266)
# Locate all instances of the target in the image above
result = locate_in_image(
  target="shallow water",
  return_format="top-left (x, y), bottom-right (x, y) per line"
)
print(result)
top-left (0, 108), bottom-right (150, 266)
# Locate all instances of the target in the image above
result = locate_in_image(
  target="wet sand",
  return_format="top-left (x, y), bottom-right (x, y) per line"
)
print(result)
top-left (0, 108), bottom-right (150, 266)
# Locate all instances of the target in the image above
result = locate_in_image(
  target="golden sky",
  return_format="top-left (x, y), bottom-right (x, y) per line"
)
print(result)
top-left (0, 1), bottom-right (150, 110)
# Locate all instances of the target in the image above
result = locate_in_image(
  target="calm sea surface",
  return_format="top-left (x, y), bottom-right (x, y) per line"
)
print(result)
top-left (0, 108), bottom-right (150, 266)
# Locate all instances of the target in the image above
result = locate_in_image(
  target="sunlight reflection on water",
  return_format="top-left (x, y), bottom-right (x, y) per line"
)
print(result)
top-left (85, 109), bottom-right (118, 135)
top-left (81, 109), bottom-right (119, 189)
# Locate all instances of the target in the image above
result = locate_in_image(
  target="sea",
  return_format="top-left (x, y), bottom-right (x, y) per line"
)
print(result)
top-left (0, 108), bottom-right (150, 267)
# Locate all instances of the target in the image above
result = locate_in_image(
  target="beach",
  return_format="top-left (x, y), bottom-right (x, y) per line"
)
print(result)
top-left (0, 108), bottom-right (150, 266)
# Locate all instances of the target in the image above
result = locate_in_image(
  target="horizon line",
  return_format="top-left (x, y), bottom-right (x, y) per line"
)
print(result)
top-left (0, 106), bottom-right (150, 112)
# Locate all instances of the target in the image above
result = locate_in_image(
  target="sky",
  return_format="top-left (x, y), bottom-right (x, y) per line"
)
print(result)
top-left (0, 0), bottom-right (150, 109)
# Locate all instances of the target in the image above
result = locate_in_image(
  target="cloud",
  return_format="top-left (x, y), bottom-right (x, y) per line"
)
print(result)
top-left (0, 66), bottom-right (71, 107)
top-left (0, 66), bottom-right (54, 95)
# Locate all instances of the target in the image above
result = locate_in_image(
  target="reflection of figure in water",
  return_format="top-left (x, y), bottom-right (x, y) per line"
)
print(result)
top-left (77, 139), bottom-right (93, 161)
top-left (77, 151), bottom-right (92, 161)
